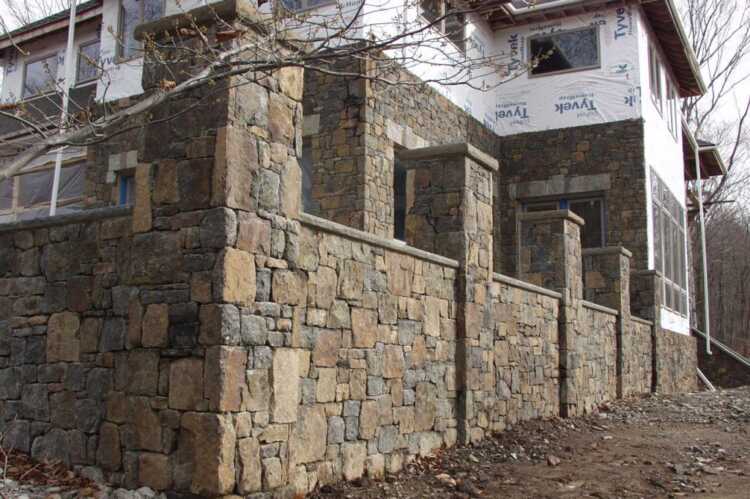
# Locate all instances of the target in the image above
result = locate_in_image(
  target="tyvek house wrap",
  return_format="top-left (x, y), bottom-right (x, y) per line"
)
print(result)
top-left (492, 5), bottom-right (641, 136)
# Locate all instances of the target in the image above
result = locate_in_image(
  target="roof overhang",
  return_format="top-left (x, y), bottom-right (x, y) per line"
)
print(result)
top-left (0, 1), bottom-right (102, 55)
top-left (476, 0), bottom-right (705, 97)
top-left (683, 123), bottom-right (727, 181)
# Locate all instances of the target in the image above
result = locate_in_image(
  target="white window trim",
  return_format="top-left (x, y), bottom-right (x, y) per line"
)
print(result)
top-left (527, 25), bottom-right (601, 78)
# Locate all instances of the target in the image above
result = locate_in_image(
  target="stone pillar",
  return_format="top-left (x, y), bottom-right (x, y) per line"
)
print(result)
top-left (399, 143), bottom-right (498, 444)
top-left (583, 247), bottom-right (635, 397)
top-left (517, 210), bottom-right (585, 417)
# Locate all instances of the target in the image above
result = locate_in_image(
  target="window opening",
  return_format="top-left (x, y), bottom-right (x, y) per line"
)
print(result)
top-left (529, 27), bottom-right (600, 76)
top-left (23, 54), bottom-right (59, 98)
top-left (77, 40), bottom-right (101, 84)
top-left (524, 197), bottom-right (605, 248)
top-left (394, 161), bottom-right (407, 241)
top-left (118, 0), bottom-right (165, 60)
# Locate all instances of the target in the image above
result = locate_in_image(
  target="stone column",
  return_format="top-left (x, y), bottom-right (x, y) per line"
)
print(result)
top-left (517, 210), bottom-right (585, 417)
top-left (583, 247), bottom-right (635, 398)
top-left (399, 143), bottom-right (498, 444)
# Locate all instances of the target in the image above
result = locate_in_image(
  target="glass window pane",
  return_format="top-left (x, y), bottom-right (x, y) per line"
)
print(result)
top-left (59, 163), bottom-right (85, 200)
top-left (0, 178), bottom-right (12, 210)
top-left (23, 55), bottom-right (59, 98)
top-left (144, 0), bottom-right (164, 22)
top-left (300, 141), bottom-right (318, 213)
top-left (530, 27), bottom-right (599, 75)
top-left (653, 205), bottom-right (662, 273)
top-left (77, 41), bottom-right (100, 83)
top-left (445, 3), bottom-right (466, 53)
top-left (570, 199), bottom-right (603, 248)
top-left (18, 170), bottom-right (53, 207)
top-left (394, 164), bottom-right (407, 241)
top-left (119, 0), bottom-right (141, 59)
top-left (420, 0), bottom-right (442, 25)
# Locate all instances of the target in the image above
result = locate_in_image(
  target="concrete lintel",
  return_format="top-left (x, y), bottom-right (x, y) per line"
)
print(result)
top-left (583, 246), bottom-right (633, 259)
top-left (632, 269), bottom-right (664, 279)
top-left (135, 0), bottom-right (259, 41)
top-left (398, 143), bottom-right (499, 172)
top-left (493, 273), bottom-right (562, 300)
top-left (510, 173), bottom-right (611, 200)
top-left (517, 209), bottom-right (584, 227)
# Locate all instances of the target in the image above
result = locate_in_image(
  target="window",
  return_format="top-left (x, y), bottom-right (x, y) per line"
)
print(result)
top-left (118, 0), bottom-right (164, 60)
top-left (280, 0), bottom-right (336, 11)
top-left (528, 27), bottom-right (600, 76)
top-left (118, 173), bottom-right (135, 206)
top-left (649, 45), bottom-right (663, 113)
top-left (0, 162), bottom-right (85, 219)
top-left (77, 40), bottom-right (100, 84)
top-left (23, 54), bottom-right (59, 98)
top-left (666, 80), bottom-right (679, 139)
top-left (651, 169), bottom-right (688, 316)
top-left (419, 0), bottom-right (467, 54)
top-left (394, 162), bottom-right (407, 241)
top-left (524, 197), bottom-right (606, 248)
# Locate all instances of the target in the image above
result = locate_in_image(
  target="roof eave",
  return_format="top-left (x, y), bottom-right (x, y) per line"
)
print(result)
top-left (658, 0), bottom-right (707, 96)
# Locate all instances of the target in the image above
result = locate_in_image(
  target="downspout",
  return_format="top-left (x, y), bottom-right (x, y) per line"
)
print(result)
top-left (49, 0), bottom-right (78, 216)
top-left (695, 144), bottom-right (711, 355)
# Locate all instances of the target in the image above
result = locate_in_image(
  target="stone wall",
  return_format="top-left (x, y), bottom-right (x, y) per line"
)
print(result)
top-left (577, 303), bottom-right (618, 412)
top-left (654, 329), bottom-right (698, 394)
top-left (623, 319), bottom-right (654, 397)
top-left (495, 119), bottom-right (648, 276)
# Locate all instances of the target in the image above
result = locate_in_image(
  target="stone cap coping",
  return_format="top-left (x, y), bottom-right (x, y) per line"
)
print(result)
top-left (493, 272), bottom-right (562, 300)
top-left (632, 316), bottom-right (654, 327)
top-left (398, 143), bottom-right (499, 173)
top-left (582, 246), bottom-right (633, 259)
top-left (135, 0), bottom-right (259, 41)
top-left (582, 299), bottom-right (619, 317)
top-left (0, 206), bottom-right (132, 234)
top-left (299, 212), bottom-right (460, 269)
top-left (517, 209), bottom-right (584, 226)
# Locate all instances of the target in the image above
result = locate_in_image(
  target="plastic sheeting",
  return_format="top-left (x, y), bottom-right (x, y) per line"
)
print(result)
top-left (492, 6), bottom-right (641, 136)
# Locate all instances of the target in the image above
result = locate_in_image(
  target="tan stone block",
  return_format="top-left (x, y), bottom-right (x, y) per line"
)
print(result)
top-left (394, 406), bottom-right (415, 434)
top-left (245, 369), bottom-right (270, 412)
top-left (268, 93), bottom-right (294, 143)
top-left (313, 329), bottom-right (340, 367)
top-left (79, 318), bottom-right (102, 354)
top-left (237, 212), bottom-right (271, 255)
top-left (297, 350), bottom-right (311, 377)
top-left (182, 412), bottom-right (236, 496)
top-left (350, 369), bottom-right (366, 400)
top-left (259, 424), bottom-right (288, 443)
top-left (154, 159), bottom-right (179, 205)
top-left (415, 383), bottom-right (436, 431)
top-left (314, 266), bottom-right (337, 309)
top-left (97, 422), bottom-right (121, 471)
top-left (272, 348), bottom-right (299, 423)
top-left (281, 156), bottom-right (301, 217)
top-left (238, 438), bottom-right (262, 494)
top-left (341, 442), bottom-right (366, 481)
top-left (141, 303), bottom-right (169, 348)
top-left (205, 346), bottom-right (247, 412)
top-left (359, 400), bottom-right (379, 440)
top-left (338, 260), bottom-right (365, 300)
top-left (169, 357), bottom-right (204, 411)
top-left (316, 368), bottom-right (337, 403)
top-left (132, 163), bottom-right (152, 233)
top-left (292, 405), bottom-right (327, 464)
top-left (351, 308), bottom-right (377, 348)
top-left (133, 397), bottom-right (161, 452)
top-left (216, 248), bottom-right (255, 305)
top-left (212, 127), bottom-right (258, 210)
top-left (386, 251), bottom-right (412, 296)
top-left (138, 452), bottom-right (171, 490)
top-left (278, 66), bottom-right (303, 100)
top-left (366, 454), bottom-right (385, 480)
top-left (47, 311), bottom-right (80, 362)
top-left (383, 345), bottom-right (404, 379)
top-left (423, 297), bottom-right (440, 337)
top-left (272, 269), bottom-right (307, 306)
top-left (410, 336), bottom-right (427, 369)
top-left (262, 457), bottom-right (284, 489)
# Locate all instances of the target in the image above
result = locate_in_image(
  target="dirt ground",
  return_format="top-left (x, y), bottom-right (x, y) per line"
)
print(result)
top-left (312, 387), bottom-right (750, 499)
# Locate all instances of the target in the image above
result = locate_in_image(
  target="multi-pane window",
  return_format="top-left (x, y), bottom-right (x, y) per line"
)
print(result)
top-left (23, 54), bottom-right (59, 98)
top-left (651, 169), bottom-right (688, 316)
top-left (77, 40), bottom-right (101, 84)
top-left (0, 162), bottom-right (85, 221)
top-left (118, 172), bottom-right (135, 206)
top-left (419, 0), bottom-right (467, 54)
top-left (525, 197), bottom-right (605, 249)
top-left (666, 80), bottom-right (679, 139)
top-left (649, 45), bottom-right (663, 113)
top-left (118, 0), bottom-right (164, 59)
top-left (280, 0), bottom-right (335, 11)
top-left (528, 27), bottom-right (600, 76)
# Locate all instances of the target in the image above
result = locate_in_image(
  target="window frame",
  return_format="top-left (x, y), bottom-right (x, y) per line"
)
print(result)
top-left (649, 44), bottom-right (663, 114)
top-left (523, 195), bottom-right (607, 248)
top-left (116, 0), bottom-right (166, 61)
top-left (650, 168), bottom-right (688, 316)
top-left (76, 39), bottom-right (101, 85)
top-left (419, 0), bottom-right (468, 55)
top-left (22, 52), bottom-right (61, 100)
top-left (279, 0), bottom-right (337, 13)
top-left (527, 25), bottom-right (602, 78)
top-left (0, 160), bottom-right (86, 219)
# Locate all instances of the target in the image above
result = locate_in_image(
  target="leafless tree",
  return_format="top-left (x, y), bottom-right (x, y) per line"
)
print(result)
top-left (682, 0), bottom-right (750, 205)
top-left (0, 0), bottom-right (528, 180)
top-left (0, 0), bottom-right (72, 32)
